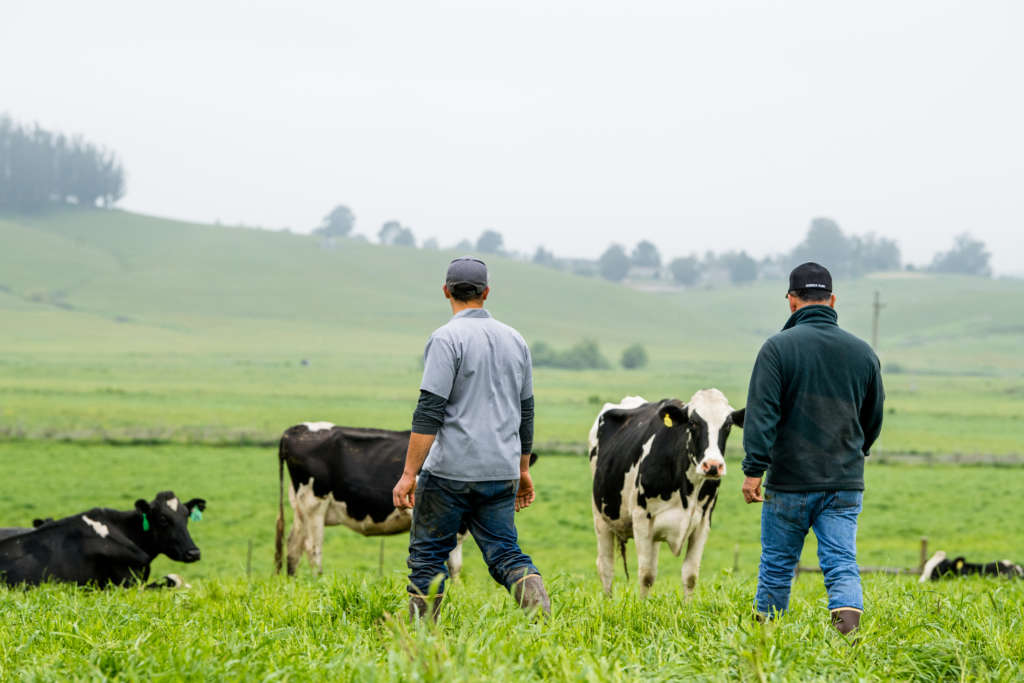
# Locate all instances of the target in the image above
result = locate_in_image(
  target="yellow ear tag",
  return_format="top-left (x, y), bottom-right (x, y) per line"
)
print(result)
top-left (663, 414), bottom-right (673, 428)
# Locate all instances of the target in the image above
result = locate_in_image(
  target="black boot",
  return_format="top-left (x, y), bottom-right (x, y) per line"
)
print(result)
top-left (409, 593), bottom-right (443, 623)
top-left (831, 608), bottom-right (861, 635)
top-left (512, 574), bottom-right (551, 618)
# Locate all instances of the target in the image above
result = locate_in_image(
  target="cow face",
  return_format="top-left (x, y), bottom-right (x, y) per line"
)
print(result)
top-left (135, 491), bottom-right (206, 563)
top-left (658, 389), bottom-right (744, 479)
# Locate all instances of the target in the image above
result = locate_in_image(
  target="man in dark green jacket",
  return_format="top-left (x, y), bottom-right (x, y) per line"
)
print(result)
top-left (741, 262), bottom-right (884, 635)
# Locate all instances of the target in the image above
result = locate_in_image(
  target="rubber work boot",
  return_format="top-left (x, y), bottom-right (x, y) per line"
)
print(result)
top-left (831, 608), bottom-right (861, 635)
top-left (512, 574), bottom-right (551, 618)
top-left (408, 593), bottom-right (443, 623)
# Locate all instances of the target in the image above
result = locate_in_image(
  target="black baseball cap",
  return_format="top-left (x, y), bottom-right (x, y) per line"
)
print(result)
top-left (788, 262), bottom-right (832, 294)
top-left (445, 256), bottom-right (488, 293)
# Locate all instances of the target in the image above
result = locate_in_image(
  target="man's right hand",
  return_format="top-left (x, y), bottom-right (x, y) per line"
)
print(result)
top-left (742, 475), bottom-right (764, 504)
top-left (393, 471), bottom-right (418, 509)
top-left (515, 470), bottom-right (535, 512)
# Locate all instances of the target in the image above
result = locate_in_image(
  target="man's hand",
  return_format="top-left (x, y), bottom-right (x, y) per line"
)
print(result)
top-left (393, 471), bottom-right (418, 509)
top-left (742, 475), bottom-right (764, 504)
top-left (516, 470), bottom-right (536, 512)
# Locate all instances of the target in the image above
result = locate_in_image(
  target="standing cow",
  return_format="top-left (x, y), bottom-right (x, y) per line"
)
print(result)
top-left (589, 390), bottom-right (744, 598)
top-left (275, 422), bottom-right (468, 576)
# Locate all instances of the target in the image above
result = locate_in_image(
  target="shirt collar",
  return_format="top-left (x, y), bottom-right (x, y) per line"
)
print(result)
top-left (782, 304), bottom-right (838, 331)
top-left (453, 308), bottom-right (491, 320)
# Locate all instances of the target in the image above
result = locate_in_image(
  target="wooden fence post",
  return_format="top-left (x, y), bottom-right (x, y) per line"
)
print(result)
top-left (919, 537), bottom-right (929, 572)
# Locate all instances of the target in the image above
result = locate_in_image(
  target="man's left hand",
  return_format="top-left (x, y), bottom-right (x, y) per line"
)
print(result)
top-left (742, 475), bottom-right (764, 504)
top-left (516, 470), bottom-right (535, 512)
top-left (393, 472), bottom-right (418, 509)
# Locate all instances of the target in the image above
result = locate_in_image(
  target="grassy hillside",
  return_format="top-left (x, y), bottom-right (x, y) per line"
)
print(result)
top-left (1, 207), bottom-right (1022, 454)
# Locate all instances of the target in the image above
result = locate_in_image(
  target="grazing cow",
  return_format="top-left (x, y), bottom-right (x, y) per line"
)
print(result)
top-left (275, 422), bottom-right (473, 576)
top-left (589, 390), bottom-right (744, 598)
top-left (919, 551), bottom-right (1024, 582)
top-left (0, 518), bottom-right (53, 541)
top-left (0, 492), bottom-right (205, 588)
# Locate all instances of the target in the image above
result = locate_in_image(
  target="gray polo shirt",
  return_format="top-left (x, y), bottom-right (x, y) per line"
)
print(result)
top-left (419, 308), bottom-right (533, 482)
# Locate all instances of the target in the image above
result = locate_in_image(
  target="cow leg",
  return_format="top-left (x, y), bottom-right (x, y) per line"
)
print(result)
top-left (633, 511), bottom-right (659, 599)
top-left (681, 518), bottom-right (712, 598)
top-left (446, 529), bottom-right (468, 579)
top-left (593, 506), bottom-right (617, 595)
top-left (286, 490), bottom-right (306, 576)
top-left (307, 497), bottom-right (331, 576)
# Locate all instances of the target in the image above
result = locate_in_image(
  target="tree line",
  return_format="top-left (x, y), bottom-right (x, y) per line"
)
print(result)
top-left (0, 115), bottom-right (124, 210)
top-left (318, 203), bottom-right (993, 283)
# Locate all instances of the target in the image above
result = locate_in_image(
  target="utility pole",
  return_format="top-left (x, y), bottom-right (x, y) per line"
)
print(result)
top-left (871, 290), bottom-right (885, 350)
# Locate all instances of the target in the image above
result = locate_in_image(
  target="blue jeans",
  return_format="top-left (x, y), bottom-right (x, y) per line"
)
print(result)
top-left (755, 489), bottom-right (863, 615)
top-left (407, 471), bottom-right (539, 596)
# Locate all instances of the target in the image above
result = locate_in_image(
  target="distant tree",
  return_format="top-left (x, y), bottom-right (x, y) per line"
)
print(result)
top-left (599, 244), bottom-right (630, 282)
top-left (476, 230), bottom-right (504, 254)
top-left (631, 240), bottom-right (661, 269)
top-left (788, 217), bottom-right (854, 275)
top-left (393, 226), bottom-right (416, 247)
top-left (851, 233), bottom-right (901, 272)
top-left (929, 233), bottom-right (992, 277)
top-left (455, 238), bottom-right (473, 251)
top-left (0, 115), bottom-right (124, 210)
top-left (533, 246), bottom-right (556, 267)
top-left (532, 339), bottom-right (610, 370)
top-left (668, 255), bottom-right (701, 286)
top-left (378, 220), bottom-right (401, 245)
top-left (620, 343), bottom-right (648, 370)
top-left (314, 205), bottom-right (356, 238)
top-left (422, 237), bottom-right (440, 250)
top-left (723, 250), bottom-right (758, 284)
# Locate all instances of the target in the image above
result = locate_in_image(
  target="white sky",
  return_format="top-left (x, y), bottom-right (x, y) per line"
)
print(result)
top-left (3, 1), bottom-right (1022, 273)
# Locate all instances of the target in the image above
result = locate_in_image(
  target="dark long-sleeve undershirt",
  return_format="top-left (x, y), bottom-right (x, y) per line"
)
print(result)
top-left (411, 390), bottom-right (535, 455)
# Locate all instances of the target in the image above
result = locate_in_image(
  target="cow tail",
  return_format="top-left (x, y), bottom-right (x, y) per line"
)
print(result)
top-left (274, 437), bottom-right (285, 575)
top-left (618, 538), bottom-right (629, 581)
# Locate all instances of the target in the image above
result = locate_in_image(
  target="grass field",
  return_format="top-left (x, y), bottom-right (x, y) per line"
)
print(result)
top-left (1, 208), bottom-right (1022, 455)
top-left (2, 443), bottom-right (1024, 680)
top-left (2, 208), bottom-right (1023, 679)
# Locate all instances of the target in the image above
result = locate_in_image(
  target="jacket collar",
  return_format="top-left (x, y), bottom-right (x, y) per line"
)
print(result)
top-left (782, 305), bottom-right (838, 331)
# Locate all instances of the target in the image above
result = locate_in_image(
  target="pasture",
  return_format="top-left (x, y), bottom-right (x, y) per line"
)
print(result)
top-left (2, 443), bottom-right (1024, 680)
top-left (2, 208), bottom-right (1024, 679)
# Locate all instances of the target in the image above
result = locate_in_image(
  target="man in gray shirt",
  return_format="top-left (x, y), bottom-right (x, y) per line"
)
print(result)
top-left (392, 257), bottom-right (549, 620)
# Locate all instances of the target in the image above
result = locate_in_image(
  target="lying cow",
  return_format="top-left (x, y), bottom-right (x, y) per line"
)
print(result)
top-left (0, 518), bottom-right (53, 541)
top-left (589, 390), bottom-right (744, 598)
top-left (0, 492), bottom-right (205, 588)
top-left (919, 551), bottom-right (1024, 582)
top-left (275, 422), bottom-right (473, 576)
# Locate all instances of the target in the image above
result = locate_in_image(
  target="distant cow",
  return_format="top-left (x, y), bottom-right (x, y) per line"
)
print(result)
top-left (589, 390), bottom-right (744, 598)
top-left (0, 518), bottom-right (53, 541)
top-left (275, 422), bottom-right (472, 576)
top-left (919, 551), bottom-right (1024, 582)
top-left (0, 492), bottom-right (205, 588)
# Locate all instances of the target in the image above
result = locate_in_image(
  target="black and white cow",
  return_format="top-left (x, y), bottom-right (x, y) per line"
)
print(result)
top-left (275, 422), bottom-right (470, 576)
top-left (589, 390), bottom-right (744, 598)
top-left (0, 518), bottom-right (52, 541)
top-left (0, 492), bottom-right (205, 588)
top-left (919, 551), bottom-right (1024, 582)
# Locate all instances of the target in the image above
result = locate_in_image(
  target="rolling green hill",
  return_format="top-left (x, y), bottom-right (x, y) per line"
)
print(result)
top-left (1, 207), bottom-right (1022, 454)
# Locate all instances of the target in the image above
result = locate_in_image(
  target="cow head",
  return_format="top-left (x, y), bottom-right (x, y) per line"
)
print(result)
top-left (657, 389), bottom-right (744, 479)
top-left (135, 491), bottom-right (206, 563)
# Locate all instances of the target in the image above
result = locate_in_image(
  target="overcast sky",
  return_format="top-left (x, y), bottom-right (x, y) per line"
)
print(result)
top-left (3, 1), bottom-right (1022, 273)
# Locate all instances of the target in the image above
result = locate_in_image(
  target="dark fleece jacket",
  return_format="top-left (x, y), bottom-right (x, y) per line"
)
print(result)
top-left (741, 305), bottom-right (884, 492)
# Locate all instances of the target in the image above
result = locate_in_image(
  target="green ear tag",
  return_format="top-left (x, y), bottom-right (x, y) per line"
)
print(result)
top-left (190, 508), bottom-right (203, 522)
top-left (142, 513), bottom-right (150, 532)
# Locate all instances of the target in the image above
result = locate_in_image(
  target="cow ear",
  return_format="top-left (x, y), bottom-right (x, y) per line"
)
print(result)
top-left (135, 499), bottom-right (151, 514)
top-left (731, 408), bottom-right (745, 428)
top-left (184, 498), bottom-right (207, 513)
top-left (657, 401), bottom-right (688, 428)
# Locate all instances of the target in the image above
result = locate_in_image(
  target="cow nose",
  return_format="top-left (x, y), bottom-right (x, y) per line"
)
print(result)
top-left (185, 548), bottom-right (201, 562)
top-left (702, 462), bottom-right (725, 477)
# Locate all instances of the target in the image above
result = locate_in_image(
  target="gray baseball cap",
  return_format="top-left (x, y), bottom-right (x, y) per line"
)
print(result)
top-left (445, 256), bottom-right (488, 292)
